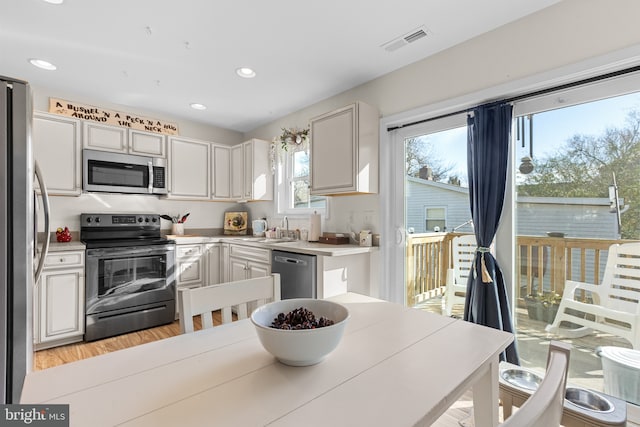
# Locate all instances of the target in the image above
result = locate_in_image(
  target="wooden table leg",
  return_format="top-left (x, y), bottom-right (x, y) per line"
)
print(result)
top-left (472, 358), bottom-right (500, 427)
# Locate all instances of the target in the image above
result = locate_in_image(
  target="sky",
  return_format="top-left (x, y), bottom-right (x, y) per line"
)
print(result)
top-left (418, 91), bottom-right (640, 187)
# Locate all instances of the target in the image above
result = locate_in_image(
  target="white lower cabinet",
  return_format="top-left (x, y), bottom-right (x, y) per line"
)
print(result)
top-left (174, 241), bottom-right (270, 318)
top-left (175, 244), bottom-right (204, 288)
top-left (228, 244), bottom-right (271, 281)
top-left (174, 241), bottom-right (223, 317)
top-left (34, 250), bottom-right (85, 350)
top-left (204, 243), bottom-right (221, 286)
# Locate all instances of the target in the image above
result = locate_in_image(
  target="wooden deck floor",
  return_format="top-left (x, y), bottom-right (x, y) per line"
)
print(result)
top-left (415, 296), bottom-right (633, 394)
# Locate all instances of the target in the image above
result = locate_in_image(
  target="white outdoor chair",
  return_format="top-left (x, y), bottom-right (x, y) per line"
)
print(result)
top-left (545, 242), bottom-right (640, 349)
top-left (443, 234), bottom-right (476, 316)
top-left (178, 273), bottom-right (281, 334)
top-left (500, 341), bottom-right (571, 427)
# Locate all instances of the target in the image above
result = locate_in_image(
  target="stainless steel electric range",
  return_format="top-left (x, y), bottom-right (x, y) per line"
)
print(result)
top-left (81, 213), bottom-right (176, 342)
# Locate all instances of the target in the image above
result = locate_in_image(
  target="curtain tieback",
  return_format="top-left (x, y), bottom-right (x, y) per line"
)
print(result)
top-left (476, 247), bottom-right (494, 284)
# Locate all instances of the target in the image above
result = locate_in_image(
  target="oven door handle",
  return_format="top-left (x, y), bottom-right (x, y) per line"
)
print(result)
top-left (87, 245), bottom-right (174, 258)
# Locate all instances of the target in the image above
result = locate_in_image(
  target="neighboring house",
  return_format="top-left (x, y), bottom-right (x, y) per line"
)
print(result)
top-left (406, 176), bottom-right (619, 238)
top-left (406, 177), bottom-right (472, 234)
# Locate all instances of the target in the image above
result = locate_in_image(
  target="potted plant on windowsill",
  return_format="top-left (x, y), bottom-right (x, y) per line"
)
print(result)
top-left (524, 292), bottom-right (561, 324)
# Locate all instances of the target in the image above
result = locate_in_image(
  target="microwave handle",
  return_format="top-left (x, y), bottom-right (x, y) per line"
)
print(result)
top-left (147, 160), bottom-right (153, 193)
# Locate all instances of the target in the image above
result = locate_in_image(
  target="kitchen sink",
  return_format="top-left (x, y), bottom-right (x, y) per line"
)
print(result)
top-left (229, 237), bottom-right (298, 244)
top-left (257, 238), bottom-right (295, 243)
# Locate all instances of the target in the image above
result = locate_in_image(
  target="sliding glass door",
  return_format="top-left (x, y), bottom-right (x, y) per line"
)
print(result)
top-left (387, 70), bottom-right (640, 399)
top-left (513, 75), bottom-right (640, 393)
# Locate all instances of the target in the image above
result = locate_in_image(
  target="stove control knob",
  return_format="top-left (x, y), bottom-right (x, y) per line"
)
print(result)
top-left (151, 217), bottom-right (157, 223)
top-left (145, 217), bottom-right (150, 222)
top-left (138, 217), bottom-right (143, 223)
top-left (95, 217), bottom-right (101, 223)
top-left (86, 217), bottom-right (92, 223)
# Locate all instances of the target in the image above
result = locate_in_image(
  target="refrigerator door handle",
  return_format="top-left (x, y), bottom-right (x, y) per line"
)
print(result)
top-left (34, 161), bottom-right (50, 284)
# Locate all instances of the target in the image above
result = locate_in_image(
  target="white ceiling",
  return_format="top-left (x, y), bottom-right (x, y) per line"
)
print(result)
top-left (1, 0), bottom-right (559, 133)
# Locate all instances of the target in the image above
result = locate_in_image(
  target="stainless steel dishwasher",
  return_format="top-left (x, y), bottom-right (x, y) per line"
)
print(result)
top-left (271, 250), bottom-right (317, 299)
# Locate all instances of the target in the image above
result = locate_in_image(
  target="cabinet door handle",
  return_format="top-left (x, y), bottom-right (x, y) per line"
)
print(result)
top-left (59, 258), bottom-right (65, 263)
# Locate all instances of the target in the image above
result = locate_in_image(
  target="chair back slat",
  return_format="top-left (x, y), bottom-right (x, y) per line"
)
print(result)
top-left (501, 341), bottom-right (570, 427)
top-left (453, 235), bottom-right (476, 284)
top-left (179, 274), bottom-right (281, 334)
top-left (601, 243), bottom-right (640, 312)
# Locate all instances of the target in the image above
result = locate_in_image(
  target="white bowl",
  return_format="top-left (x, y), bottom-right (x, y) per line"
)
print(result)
top-left (251, 298), bottom-right (349, 366)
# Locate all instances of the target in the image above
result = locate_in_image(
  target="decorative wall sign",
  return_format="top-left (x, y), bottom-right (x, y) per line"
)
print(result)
top-left (223, 211), bottom-right (248, 235)
top-left (48, 98), bottom-right (179, 135)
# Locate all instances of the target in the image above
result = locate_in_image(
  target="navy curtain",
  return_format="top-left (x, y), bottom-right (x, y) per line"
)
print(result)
top-left (464, 102), bottom-right (519, 364)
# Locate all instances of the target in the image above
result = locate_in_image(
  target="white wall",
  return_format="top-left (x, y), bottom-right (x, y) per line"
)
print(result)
top-left (45, 194), bottom-right (249, 234)
top-left (244, 0), bottom-right (640, 237)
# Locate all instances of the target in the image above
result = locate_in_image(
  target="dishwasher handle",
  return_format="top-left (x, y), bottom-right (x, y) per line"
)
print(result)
top-left (274, 255), bottom-right (308, 266)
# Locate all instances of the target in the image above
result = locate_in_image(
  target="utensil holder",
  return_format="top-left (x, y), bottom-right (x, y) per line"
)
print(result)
top-left (171, 223), bottom-right (184, 235)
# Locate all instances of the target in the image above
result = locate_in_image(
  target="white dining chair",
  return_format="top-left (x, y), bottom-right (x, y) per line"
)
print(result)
top-left (444, 234), bottom-right (476, 316)
top-left (178, 273), bottom-right (281, 334)
top-left (500, 341), bottom-right (571, 427)
top-left (546, 242), bottom-right (640, 349)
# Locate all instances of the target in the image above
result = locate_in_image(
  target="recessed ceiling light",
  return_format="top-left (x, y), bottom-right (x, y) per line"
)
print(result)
top-left (190, 103), bottom-right (207, 110)
top-left (236, 67), bottom-right (256, 79)
top-left (42, 0), bottom-right (64, 4)
top-left (29, 59), bottom-right (57, 71)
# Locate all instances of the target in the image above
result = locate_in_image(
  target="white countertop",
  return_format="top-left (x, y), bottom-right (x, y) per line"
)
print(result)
top-left (166, 235), bottom-right (378, 257)
top-left (21, 293), bottom-right (513, 427)
top-left (46, 241), bottom-right (86, 252)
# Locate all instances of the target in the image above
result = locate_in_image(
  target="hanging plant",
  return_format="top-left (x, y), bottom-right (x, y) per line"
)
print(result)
top-left (274, 127), bottom-right (310, 151)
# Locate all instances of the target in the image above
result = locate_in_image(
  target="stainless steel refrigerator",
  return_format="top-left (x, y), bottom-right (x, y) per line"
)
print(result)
top-left (0, 76), bottom-right (50, 403)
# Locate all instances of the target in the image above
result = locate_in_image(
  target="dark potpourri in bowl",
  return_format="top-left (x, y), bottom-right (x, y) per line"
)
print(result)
top-left (271, 307), bottom-right (335, 330)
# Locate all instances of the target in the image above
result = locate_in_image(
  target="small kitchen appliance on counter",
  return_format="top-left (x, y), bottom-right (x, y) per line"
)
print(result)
top-left (81, 213), bottom-right (176, 341)
top-left (252, 218), bottom-right (268, 236)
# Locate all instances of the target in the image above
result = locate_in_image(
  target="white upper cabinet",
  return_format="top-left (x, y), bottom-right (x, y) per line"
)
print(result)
top-left (212, 144), bottom-right (231, 199)
top-left (230, 139), bottom-right (273, 201)
top-left (32, 112), bottom-right (82, 196)
top-left (128, 129), bottom-right (166, 157)
top-left (83, 122), bottom-right (127, 153)
top-left (167, 136), bottom-right (211, 199)
top-left (251, 139), bottom-right (273, 201)
top-left (83, 122), bottom-right (166, 157)
top-left (310, 101), bottom-right (379, 195)
top-left (230, 144), bottom-right (244, 200)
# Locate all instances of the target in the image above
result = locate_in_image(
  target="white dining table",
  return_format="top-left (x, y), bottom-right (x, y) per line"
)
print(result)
top-left (21, 293), bottom-right (514, 427)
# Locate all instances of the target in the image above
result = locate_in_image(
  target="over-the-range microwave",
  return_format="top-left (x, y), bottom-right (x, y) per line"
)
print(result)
top-left (82, 149), bottom-right (168, 195)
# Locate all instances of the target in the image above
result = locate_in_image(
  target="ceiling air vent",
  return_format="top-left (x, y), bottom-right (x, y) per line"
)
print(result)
top-left (381, 26), bottom-right (431, 52)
